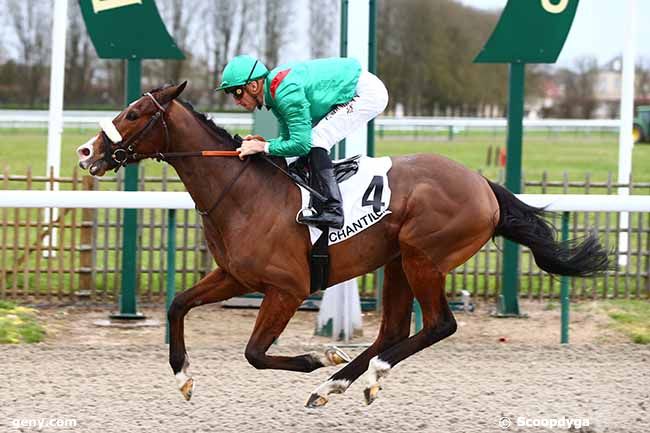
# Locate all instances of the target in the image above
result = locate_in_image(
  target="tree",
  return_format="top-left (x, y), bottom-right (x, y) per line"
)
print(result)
top-left (309, 0), bottom-right (338, 58)
top-left (203, 0), bottom-right (256, 108)
top-left (555, 57), bottom-right (598, 118)
top-left (263, 0), bottom-right (292, 67)
top-left (65, 3), bottom-right (97, 105)
top-left (636, 58), bottom-right (650, 103)
top-left (156, 0), bottom-right (199, 84)
top-left (6, 0), bottom-right (53, 107)
top-left (377, 0), bottom-right (507, 116)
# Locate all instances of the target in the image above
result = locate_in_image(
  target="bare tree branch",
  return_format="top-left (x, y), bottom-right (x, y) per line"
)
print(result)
top-left (309, 0), bottom-right (337, 58)
top-left (7, 0), bottom-right (52, 107)
top-left (65, 2), bottom-right (97, 104)
top-left (263, 0), bottom-right (292, 67)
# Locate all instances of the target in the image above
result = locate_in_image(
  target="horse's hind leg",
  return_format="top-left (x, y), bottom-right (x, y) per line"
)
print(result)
top-left (168, 268), bottom-right (251, 400)
top-left (306, 256), bottom-right (414, 408)
top-left (363, 253), bottom-right (457, 405)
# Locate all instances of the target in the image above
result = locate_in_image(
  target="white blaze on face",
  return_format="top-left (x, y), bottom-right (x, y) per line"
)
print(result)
top-left (100, 118), bottom-right (123, 143)
top-left (76, 135), bottom-right (99, 168)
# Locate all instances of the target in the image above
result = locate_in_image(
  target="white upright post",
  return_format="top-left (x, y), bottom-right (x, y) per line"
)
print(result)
top-left (343, 0), bottom-right (369, 158)
top-left (617, 0), bottom-right (637, 266)
top-left (315, 0), bottom-right (370, 341)
top-left (44, 0), bottom-right (69, 253)
top-left (316, 278), bottom-right (362, 342)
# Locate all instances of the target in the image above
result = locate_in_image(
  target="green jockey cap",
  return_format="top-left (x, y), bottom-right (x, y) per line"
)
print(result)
top-left (216, 55), bottom-right (269, 91)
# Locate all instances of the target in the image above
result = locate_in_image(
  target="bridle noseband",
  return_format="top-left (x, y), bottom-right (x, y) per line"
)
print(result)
top-left (101, 92), bottom-right (171, 172)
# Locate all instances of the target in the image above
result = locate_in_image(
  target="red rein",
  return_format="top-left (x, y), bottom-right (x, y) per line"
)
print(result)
top-left (201, 150), bottom-right (240, 157)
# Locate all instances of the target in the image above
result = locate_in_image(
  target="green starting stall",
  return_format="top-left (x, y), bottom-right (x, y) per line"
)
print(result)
top-left (79, 0), bottom-right (184, 319)
top-left (474, 0), bottom-right (579, 318)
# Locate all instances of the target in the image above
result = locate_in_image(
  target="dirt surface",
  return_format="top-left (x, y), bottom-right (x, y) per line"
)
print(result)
top-left (2, 300), bottom-right (649, 433)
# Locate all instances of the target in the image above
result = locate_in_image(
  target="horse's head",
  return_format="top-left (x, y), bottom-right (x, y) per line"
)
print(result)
top-left (77, 81), bottom-right (187, 176)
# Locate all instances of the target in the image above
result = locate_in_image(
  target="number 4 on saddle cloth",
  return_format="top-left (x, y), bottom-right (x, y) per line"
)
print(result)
top-left (287, 154), bottom-right (393, 293)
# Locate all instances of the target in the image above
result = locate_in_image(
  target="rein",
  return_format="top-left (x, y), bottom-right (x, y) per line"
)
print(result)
top-left (102, 93), bottom-right (326, 216)
top-left (195, 157), bottom-right (252, 216)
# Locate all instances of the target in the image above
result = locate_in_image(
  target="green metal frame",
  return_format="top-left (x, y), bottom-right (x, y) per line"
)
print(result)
top-left (165, 209), bottom-right (177, 344)
top-left (475, 0), bottom-right (579, 317)
top-left (336, 0), bottom-right (349, 160)
top-left (80, 0), bottom-right (184, 321)
top-left (560, 212), bottom-right (570, 344)
top-left (112, 59), bottom-right (144, 319)
top-left (499, 63), bottom-right (526, 317)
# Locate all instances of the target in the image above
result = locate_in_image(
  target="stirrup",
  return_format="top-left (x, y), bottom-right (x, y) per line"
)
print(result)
top-left (296, 207), bottom-right (317, 224)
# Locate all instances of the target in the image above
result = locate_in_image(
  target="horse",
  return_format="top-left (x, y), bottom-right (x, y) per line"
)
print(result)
top-left (76, 82), bottom-right (610, 407)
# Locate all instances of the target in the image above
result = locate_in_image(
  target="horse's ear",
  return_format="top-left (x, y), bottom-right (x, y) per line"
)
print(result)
top-left (173, 81), bottom-right (188, 98)
top-left (159, 81), bottom-right (187, 104)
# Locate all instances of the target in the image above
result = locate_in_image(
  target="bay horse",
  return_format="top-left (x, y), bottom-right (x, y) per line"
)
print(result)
top-left (76, 82), bottom-right (610, 407)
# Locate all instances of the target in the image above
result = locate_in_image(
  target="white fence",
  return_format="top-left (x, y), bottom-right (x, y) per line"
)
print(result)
top-left (0, 110), bottom-right (251, 129)
top-left (0, 190), bottom-right (648, 304)
top-left (0, 110), bottom-right (621, 132)
top-left (1, 190), bottom-right (648, 212)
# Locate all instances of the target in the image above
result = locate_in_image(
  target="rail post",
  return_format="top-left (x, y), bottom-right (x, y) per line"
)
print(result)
top-left (165, 209), bottom-right (177, 344)
top-left (560, 211), bottom-right (570, 344)
top-left (112, 58), bottom-right (144, 319)
top-left (474, 0), bottom-right (579, 317)
top-left (78, 175), bottom-right (95, 294)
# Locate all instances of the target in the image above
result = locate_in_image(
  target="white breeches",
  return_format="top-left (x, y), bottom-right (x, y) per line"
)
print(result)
top-left (311, 71), bottom-right (389, 151)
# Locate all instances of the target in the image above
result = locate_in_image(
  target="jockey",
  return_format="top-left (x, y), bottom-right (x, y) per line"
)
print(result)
top-left (216, 55), bottom-right (389, 230)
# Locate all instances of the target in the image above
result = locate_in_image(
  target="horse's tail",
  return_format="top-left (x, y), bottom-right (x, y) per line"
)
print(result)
top-left (486, 180), bottom-right (612, 277)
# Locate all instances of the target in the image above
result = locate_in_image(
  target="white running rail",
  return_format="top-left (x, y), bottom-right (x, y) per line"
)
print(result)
top-left (0, 191), bottom-right (648, 212)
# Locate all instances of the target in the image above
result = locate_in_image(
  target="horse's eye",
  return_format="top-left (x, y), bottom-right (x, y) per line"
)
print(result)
top-left (126, 111), bottom-right (139, 121)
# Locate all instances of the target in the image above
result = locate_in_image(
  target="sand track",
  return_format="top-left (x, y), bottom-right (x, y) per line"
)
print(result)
top-left (2, 303), bottom-right (649, 433)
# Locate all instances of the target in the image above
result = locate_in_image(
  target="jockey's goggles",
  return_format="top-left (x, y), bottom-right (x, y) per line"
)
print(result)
top-left (225, 86), bottom-right (246, 99)
top-left (224, 60), bottom-right (259, 99)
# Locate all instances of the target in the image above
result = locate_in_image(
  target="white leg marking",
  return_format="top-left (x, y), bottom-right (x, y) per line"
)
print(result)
top-left (175, 353), bottom-right (191, 389)
top-left (175, 371), bottom-right (191, 390)
top-left (366, 356), bottom-right (391, 386)
top-left (312, 378), bottom-right (351, 398)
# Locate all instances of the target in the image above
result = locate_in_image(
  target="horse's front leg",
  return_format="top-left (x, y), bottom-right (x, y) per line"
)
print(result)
top-left (305, 256), bottom-right (414, 408)
top-left (244, 288), bottom-right (350, 372)
top-left (168, 268), bottom-right (252, 400)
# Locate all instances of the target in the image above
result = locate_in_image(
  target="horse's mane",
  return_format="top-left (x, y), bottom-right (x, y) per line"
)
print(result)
top-left (178, 99), bottom-right (239, 150)
top-left (151, 84), bottom-right (287, 170)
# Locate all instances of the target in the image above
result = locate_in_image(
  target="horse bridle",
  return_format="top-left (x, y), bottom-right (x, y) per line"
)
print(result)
top-left (95, 91), bottom-right (325, 216)
top-left (100, 92), bottom-right (171, 172)
top-left (96, 92), bottom-right (253, 216)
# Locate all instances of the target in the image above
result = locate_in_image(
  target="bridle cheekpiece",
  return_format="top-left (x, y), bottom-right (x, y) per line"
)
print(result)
top-left (100, 92), bottom-right (171, 172)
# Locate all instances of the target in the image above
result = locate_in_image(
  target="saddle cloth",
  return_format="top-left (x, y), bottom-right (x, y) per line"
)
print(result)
top-left (296, 156), bottom-right (393, 245)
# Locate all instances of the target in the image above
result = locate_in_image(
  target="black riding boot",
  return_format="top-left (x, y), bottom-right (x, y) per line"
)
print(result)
top-left (298, 148), bottom-right (344, 229)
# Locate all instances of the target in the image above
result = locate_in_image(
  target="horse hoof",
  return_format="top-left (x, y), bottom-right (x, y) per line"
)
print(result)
top-left (180, 378), bottom-right (194, 401)
top-left (325, 346), bottom-right (351, 365)
top-left (364, 384), bottom-right (381, 405)
top-left (305, 393), bottom-right (328, 408)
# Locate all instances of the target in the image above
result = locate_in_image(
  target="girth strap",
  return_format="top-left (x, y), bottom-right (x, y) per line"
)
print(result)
top-left (310, 226), bottom-right (330, 293)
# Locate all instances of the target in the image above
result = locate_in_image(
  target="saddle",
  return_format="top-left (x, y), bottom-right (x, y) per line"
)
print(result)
top-left (232, 132), bottom-right (362, 294)
top-left (287, 154), bottom-right (361, 185)
top-left (288, 154), bottom-right (361, 294)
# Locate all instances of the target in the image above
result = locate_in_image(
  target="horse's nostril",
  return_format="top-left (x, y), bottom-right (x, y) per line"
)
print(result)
top-left (80, 148), bottom-right (90, 157)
